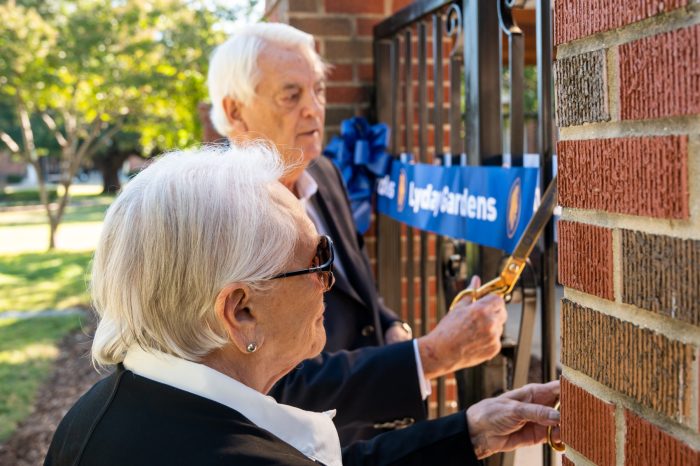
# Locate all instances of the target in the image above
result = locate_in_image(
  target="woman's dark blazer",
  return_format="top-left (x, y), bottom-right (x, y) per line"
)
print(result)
top-left (45, 367), bottom-right (480, 466)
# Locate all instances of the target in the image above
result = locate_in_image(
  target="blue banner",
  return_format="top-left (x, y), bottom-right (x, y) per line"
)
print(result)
top-left (376, 161), bottom-right (539, 253)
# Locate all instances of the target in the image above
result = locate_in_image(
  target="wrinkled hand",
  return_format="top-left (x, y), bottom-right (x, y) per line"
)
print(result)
top-left (385, 323), bottom-right (412, 344)
top-left (417, 276), bottom-right (507, 380)
top-left (466, 381), bottom-right (561, 459)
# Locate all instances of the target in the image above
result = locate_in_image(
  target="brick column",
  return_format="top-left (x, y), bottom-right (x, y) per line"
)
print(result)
top-left (553, 1), bottom-right (700, 464)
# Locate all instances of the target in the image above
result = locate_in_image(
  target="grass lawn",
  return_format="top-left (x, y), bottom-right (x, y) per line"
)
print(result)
top-left (0, 250), bottom-right (93, 313)
top-left (0, 188), bottom-right (109, 442)
top-left (0, 315), bottom-right (84, 442)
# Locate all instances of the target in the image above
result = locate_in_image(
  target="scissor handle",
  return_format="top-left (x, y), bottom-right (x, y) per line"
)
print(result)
top-left (448, 276), bottom-right (510, 310)
top-left (547, 401), bottom-right (565, 452)
top-left (448, 256), bottom-right (528, 311)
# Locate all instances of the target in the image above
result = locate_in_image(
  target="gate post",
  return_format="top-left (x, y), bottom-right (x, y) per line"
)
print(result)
top-left (455, 0), bottom-right (506, 412)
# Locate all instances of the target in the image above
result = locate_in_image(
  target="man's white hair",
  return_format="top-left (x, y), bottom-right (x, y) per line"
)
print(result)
top-left (90, 143), bottom-right (300, 366)
top-left (208, 22), bottom-right (328, 137)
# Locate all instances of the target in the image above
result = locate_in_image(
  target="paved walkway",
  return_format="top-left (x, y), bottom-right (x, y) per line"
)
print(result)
top-left (0, 308), bottom-right (87, 320)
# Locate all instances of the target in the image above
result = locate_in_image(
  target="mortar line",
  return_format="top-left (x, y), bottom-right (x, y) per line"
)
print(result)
top-left (556, 4), bottom-right (700, 59)
top-left (560, 208), bottom-right (700, 241)
top-left (558, 115), bottom-right (700, 140)
top-left (562, 368), bottom-right (700, 450)
top-left (615, 404), bottom-right (625, 466)
top-left (605, 46), bottom-right (620, 122)
top-left (563, 289), bottom-right (700, 346)
top-left (612, 229), bottom-right (623, 304)
top-left (564, 448), bottom-right (596, 466)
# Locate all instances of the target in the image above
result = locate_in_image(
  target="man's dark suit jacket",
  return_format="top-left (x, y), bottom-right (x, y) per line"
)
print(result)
top-left (271, 157), bottom-right (425, 444)
top-left (307, 156), bottom-right (400, 352)
top-left (45, 367), bottom-right (481, 466)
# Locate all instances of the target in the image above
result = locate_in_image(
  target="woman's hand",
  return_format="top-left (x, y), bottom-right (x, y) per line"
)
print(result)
top-left (466, 381), bottom-right (561, 459)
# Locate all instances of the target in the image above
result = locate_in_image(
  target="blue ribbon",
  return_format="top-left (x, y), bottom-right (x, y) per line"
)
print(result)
top-left (323, 117), bottom-right (392, 234)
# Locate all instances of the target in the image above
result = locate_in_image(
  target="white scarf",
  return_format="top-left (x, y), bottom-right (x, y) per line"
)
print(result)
top-left (123, 346), bottom-right (342, 466)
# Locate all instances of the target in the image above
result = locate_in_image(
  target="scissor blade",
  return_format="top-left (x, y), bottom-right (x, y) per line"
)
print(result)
top-left (510, 176), bottom-right (558, 261)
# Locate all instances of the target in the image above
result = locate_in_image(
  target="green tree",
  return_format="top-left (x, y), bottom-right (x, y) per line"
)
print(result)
top-left (0, 0), bottom-right (226, 248)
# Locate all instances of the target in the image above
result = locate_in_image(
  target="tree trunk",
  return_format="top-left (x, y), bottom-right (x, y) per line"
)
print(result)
top-left (48, 217), bottom-right (58, 250)
top-left (101, 156), bottom-right (123, 194)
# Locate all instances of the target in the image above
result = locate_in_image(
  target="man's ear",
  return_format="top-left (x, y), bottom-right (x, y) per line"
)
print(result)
top-left (222, 96), bottom-right (248, 135)
top-left (214, 283), bottom-right (262, 354)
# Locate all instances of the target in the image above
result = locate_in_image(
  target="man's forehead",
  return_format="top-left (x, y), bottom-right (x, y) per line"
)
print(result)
top-left (258, 44), bottom-right (325, 83)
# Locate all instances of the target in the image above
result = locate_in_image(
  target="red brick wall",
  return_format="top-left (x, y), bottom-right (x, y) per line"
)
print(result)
top-left (554, 1), bottom-right (700, 464)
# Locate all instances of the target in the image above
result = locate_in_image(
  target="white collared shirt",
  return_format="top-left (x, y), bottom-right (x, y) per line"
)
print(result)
top-left (123, 346), bottom-right (342, 466)
top-left (295, 169), bottom-right (432, 401)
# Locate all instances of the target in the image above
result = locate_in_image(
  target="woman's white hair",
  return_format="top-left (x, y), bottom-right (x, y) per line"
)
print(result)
top-left (208, 22), bottom-right (328, 137)
top-left (90, 143), bottom-right (300, 366)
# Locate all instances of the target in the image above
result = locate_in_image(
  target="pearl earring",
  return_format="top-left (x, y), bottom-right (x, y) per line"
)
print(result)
top-left (246, 342), bottom-right (257, 353)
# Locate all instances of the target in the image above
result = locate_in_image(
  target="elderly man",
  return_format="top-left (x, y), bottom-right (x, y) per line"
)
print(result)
top-left (207, 23), bottom-right (508, 443)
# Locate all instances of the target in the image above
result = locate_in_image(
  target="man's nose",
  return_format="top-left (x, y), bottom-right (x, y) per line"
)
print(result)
top-left (301, 91), bottom-right (324, 119)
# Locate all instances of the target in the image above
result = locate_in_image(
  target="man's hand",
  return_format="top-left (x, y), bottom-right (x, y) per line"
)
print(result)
top-left (417, 276), bottom-right (507, 380)
top-left (385, 322), bottom-right (412, 344)
top-left (466, 381), bottom-right (561, 459)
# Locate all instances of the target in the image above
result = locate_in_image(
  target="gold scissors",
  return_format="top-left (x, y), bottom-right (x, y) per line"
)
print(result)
top-left (449, 176), bottom-right (558, 309)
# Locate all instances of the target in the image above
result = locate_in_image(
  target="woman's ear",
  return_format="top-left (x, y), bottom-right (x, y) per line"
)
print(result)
top-left (214, 283), bottom-right (262, 354)
top-left (222, 97), bottom-right (249, 135)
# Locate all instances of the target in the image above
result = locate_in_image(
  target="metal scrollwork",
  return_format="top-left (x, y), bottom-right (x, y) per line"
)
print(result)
top-left (498, 0), bottom-right (524, 36)
top-left (445, 2), bottom-right (463, 58)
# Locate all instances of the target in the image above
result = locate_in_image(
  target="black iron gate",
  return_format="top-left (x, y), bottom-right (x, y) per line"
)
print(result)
top-left (373, 1), bottom-right (557, 465)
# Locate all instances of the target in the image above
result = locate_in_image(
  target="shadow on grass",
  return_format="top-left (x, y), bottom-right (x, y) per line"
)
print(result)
top-left (0, 250), bottom-right (93, 313)
top-left (0, 315), bottom-right (84, 441)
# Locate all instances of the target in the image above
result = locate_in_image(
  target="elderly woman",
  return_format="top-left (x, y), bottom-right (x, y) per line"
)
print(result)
top-left (45, 145), bottom-right (560, 466)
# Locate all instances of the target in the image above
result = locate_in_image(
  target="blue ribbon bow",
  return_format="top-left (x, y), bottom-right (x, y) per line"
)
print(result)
top-left (323, 117), bottom-right (392, 234)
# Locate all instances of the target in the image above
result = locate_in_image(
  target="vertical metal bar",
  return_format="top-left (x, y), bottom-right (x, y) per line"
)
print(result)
top-left (391, 36), bottom-right (401, 158)
top-left (433, 15), bottom-right (444, 157)
top-left (417, 21), bottom-right (430, 345)
top-left (404, 29), bottom-right (416, 332)
top-left (376, 37), bottom-right (403, 313)
top-left (449, 55), bottom-right (463, 157)
top-left (509, 29), bottom-right (524, 156)
top-left (537, 1), bottom-right (557, 465)
top-left (463, 0), bottom-right (503, 165)
top-left (432, 12), bottom-right (446, 418)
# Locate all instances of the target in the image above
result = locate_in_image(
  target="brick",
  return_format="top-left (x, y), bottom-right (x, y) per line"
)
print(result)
top-left (325, 38), bottom-right (373, 61)
top-left (390, 0), bottom-right (414, 13)
top-left (289, 17), bottom-right (352, 36)
top-left (197, 102), bottom-right (223, 143)
top-left (560, 377), bottom-right (616, 466)
top-left (357, 17), bottom-right (381, 37)
top-left (554, 0), bottom-right (688, 45)
top-left (561, 300), bottom-right (695, 423)
top-left (324, 0), bottom-right (383, 14)
top-left (325, 106), bottom-right (355, 126)
top-left (619, 25), bottom-right (700, 120)
top-left (328, 63), bottom-right (353, 81)
top-left (625, 410), bottom-right (700, 466)
top-left (326, 85), bottom-right (370, 104)
top-left (622, 231), bottom-right (700, 326)
top-left (561, 457), bottom-right (575, 466)
top-left (288, 0), bottom-right (318, 13)
top-left (554, 50), bottom-right (609, 127)
top-left (558, 136), bottom-right (689, 219)
top-left (358, 63), bottom-right (373, 81)
top-left (558, 222), bottom-right (614, 300)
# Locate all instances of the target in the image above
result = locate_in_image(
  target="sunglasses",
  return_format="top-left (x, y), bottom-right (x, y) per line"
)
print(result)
top-left (270, 235), bottom-right (335, 292)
